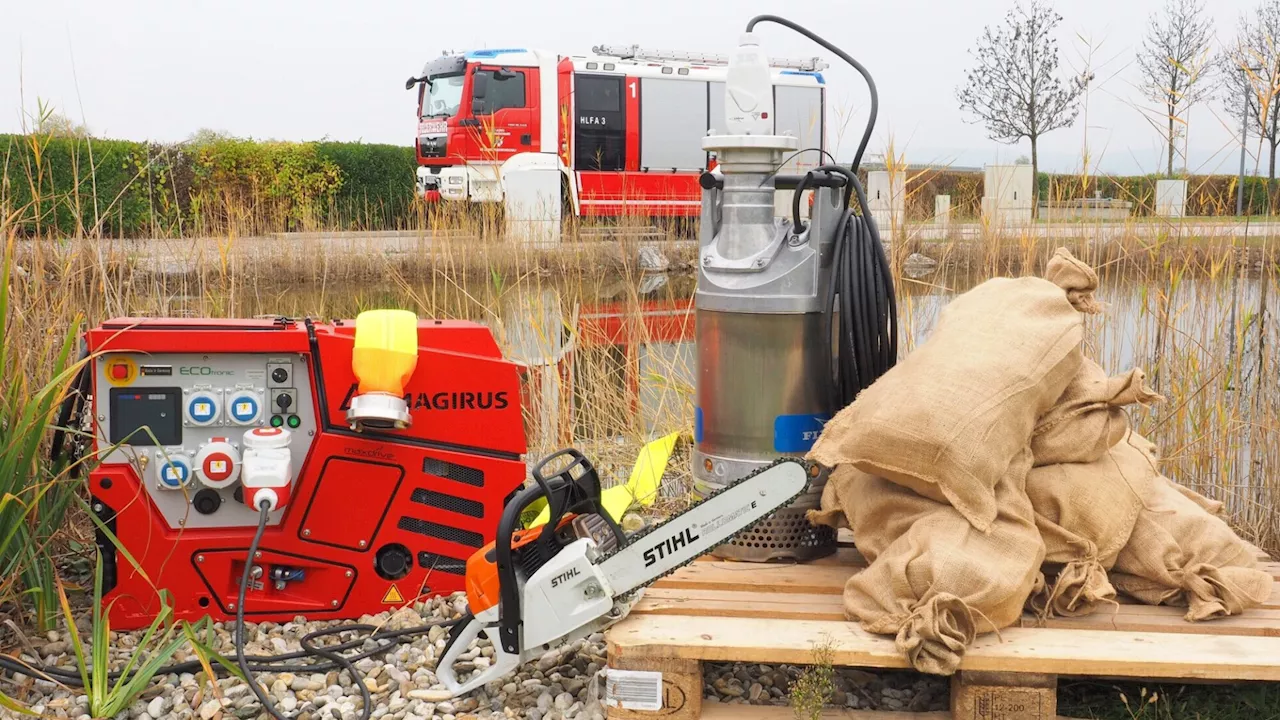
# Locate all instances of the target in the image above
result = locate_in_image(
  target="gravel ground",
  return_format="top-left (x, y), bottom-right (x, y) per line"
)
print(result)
top-left (704, 662), bottom-right (948, 712)
top-left (4, 591), bottom-right (948, 720)
top-left (3, 594), bottom-right (609, 720)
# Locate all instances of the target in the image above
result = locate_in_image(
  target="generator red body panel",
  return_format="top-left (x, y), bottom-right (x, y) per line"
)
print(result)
top-left (85, 317), bottom-right (526, 630)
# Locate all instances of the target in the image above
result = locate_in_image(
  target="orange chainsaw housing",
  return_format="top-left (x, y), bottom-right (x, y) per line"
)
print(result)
top-left (465, 514), bottom-right (580, 615)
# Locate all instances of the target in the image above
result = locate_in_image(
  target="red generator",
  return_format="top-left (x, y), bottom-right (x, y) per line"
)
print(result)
top-left (77, 317), bottom-right (527, 630)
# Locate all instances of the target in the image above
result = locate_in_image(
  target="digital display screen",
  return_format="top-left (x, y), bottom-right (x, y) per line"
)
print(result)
top-left (109, 388), bottom-right (182, 446)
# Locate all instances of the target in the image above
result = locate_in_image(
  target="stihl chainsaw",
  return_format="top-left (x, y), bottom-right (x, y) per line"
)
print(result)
top-left (428, 449), bottom-right (812, 698)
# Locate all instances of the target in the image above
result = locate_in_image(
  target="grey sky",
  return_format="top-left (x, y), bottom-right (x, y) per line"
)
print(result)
top-left (1, 0), bottom-right (1269, 175)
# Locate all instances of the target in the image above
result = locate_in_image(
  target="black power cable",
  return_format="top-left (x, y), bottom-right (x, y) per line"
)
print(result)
top-left (0, 505), bottom-right (458, 717)
top-left (747, 14), bottom-right (898, 409)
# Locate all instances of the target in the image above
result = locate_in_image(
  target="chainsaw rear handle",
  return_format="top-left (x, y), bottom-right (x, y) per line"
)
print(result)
top-left (495, 448), bottom-right (624, 654)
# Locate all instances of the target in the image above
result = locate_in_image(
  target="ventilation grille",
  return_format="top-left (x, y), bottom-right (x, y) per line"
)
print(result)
top-left (397, 517), bottom-right (484, 548)
top-left (422, 457), bottom-right (484, 487)
top-left (417, 551), bottom-right (467, 575)
top-left (410, 488), bottom-right (484, 518)
top-left (710, 507), bottom-right (836, 562)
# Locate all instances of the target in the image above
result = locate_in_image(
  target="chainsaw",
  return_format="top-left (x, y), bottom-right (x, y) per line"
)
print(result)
top-left (428, 449), bottom-right (813, 698)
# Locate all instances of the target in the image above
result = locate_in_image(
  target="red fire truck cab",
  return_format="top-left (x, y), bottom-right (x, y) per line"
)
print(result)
top-left (406, 45), bottom-right (828, 218)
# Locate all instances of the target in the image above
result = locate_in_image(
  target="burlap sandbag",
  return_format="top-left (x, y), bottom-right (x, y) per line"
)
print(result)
top-left (1110, 475), bottom-right (1273, 621)
top-left (1024, 436), bottom-right (1157, 618)
top-left (1126, 431), bottom-right (1226, 516)
top-left (833, 449), bottom-right (1045, 675)
top-left (1030, 358), bottom-right (1165, 466)
top-left (809, 248), bottom-right (1097, 531)
top-left (1165, 479), bottom-right (1225, 516)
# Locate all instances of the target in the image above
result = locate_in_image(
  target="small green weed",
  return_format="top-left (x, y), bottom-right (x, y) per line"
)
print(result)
top-left (790, 634), bottom-right (837, 720)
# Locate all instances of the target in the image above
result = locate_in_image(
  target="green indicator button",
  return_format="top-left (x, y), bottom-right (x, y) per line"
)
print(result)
top-left (270, 415), bottom-right (284, 428)
top-left (286, 415), bottom-right (301, 429)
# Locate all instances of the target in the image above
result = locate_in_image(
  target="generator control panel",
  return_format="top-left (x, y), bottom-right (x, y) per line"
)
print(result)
top-left (96, 352), bottom-right (317, 529)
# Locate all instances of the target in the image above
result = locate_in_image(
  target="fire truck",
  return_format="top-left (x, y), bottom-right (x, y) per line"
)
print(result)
top-left (405, 45), bottom-right (828, 218)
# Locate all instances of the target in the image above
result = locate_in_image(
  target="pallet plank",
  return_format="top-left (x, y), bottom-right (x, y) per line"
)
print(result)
top-left (607, 615), bottom-right (1280, 681)
top-left (658, 565), bottom-right (1280, 610)
top-left (701, 707), bottom-right (951, 719)
top-left (632, 588), bottom-right (1280, 636)
top-left (700, 708), bottom-right (1079, 720)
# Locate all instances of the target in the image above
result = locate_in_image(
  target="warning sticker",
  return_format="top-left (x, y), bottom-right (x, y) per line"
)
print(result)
top-left (604, 669), bottom-right (663, 711)
top-left (381, 585), bottom-right (404, 604)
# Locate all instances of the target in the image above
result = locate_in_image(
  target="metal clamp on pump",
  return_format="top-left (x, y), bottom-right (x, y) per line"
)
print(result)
top-left (347, 309), bottom-right (419, 431)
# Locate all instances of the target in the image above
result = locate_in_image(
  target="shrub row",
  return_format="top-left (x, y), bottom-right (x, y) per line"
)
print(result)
top-left (3, 129), bottom-right (1276, 236)
top-left (901, 168), bottom-right (1278, 219)
top-left (0, 133), bottom-right (418, 237)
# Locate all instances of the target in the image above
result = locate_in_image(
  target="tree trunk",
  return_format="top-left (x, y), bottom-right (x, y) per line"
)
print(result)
top-left (1031, 137), bottom-right (1040, 220)
top-left (1270, 140), bottom-right (1278, 215)
top-left (1168, 113), bottom-right (1176, 177)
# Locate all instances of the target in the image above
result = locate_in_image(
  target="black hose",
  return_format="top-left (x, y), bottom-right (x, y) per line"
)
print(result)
top-left (746, 15), bottom-right (898, 410)
top-left (815, 165), bottom-right (897, 408)
top-left (238, 501), bottom-right (382, 720)
top-left (49, 342), bottom-right (92, 474)
top-left (236, 502), bottom-right (295, 720)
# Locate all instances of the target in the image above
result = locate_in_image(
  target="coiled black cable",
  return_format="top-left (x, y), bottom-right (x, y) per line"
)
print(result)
top-left (747, 15), bottom-right (898, 409)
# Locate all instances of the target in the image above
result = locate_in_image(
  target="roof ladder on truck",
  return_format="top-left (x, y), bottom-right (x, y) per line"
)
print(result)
top-left (591, 44), bottom-right (829, 72)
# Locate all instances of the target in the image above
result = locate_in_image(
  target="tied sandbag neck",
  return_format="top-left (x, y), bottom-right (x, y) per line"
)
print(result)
top-left (880, 594), bottom-right (1005, 676)
top-left (1029, 557), bottom-right (1119, 620)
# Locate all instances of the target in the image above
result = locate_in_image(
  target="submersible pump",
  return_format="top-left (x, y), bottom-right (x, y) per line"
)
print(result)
top-left (693, 16), bottom-right (897, 561)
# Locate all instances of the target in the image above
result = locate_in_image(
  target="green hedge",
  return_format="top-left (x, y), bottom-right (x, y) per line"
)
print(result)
top-left (0, 134), bottom-right (172, 236)
top-left (1038, 173), bottom-right (1277, 216)
top-left (898, 167), bottom-right (1278, 220)
top-left (0, 133), bottom-right (417, 237)
top-left (315, 142), bottom-right (417, 230)
top-left (4, 128), bottom-right (1274, 235)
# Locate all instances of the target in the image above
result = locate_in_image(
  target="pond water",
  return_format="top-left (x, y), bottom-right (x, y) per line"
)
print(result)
top-left (141, 263), bottom-right (1278, 532)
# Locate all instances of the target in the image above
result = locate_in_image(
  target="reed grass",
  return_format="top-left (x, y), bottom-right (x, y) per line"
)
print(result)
top-left (3, 123), bottom-right (1280, 680)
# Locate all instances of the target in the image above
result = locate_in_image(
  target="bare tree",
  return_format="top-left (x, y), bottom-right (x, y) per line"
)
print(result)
top-left (957, 0), bottom-right (1087, 215)
top-left (1221, 0), bottom-right (1280, 183)
top-left (1138, 0), bottom-right (1215, 177)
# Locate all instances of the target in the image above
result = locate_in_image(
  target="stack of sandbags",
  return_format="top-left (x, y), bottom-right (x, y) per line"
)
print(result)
top-left (807, 248), bottom-right (1097, 674)
top-left (806, 247), bottom-right (1273, 676)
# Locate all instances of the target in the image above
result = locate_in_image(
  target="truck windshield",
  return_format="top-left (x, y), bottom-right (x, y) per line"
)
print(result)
top-left (423, 74), bottom-right (465, 118)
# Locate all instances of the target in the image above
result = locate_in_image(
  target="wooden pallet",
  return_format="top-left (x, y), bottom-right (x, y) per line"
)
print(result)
top-left (604, 537), bottom-right (1280, 720)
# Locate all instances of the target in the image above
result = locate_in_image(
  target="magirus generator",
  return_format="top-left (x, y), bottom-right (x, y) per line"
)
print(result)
top-left (66, 315), bottom-right (527, 629)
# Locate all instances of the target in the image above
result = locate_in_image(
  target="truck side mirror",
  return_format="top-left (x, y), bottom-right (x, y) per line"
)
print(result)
top-left (473, 72), bottom-right (488, 100)
top-left (405, 76), bottom-right (419, 91)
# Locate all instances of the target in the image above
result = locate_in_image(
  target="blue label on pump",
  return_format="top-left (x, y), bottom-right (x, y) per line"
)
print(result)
top-left (694, 407), bottom-right (703, 443)
top-left (773, 414), bottom-right (829, 453)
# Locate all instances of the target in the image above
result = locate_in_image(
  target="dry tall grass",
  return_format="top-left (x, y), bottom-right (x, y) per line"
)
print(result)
top-left (8, 219), bottom-right (1279, 553)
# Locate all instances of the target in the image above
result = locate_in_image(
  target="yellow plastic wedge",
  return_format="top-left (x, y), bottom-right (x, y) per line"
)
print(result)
top-left (528, 431), bottom-right (680, 527)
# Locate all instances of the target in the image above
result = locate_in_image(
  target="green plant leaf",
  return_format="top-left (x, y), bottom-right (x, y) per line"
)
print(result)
top-left (0, 690), bottom-right (39, 717)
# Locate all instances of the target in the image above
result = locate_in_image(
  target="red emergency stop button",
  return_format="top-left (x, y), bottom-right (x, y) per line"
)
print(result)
top-left (110, 364), bottom-right (128, 380)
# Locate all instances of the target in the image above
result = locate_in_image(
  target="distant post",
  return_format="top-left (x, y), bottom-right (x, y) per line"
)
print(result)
top-left (935, 195), bottom-right (952, 228)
